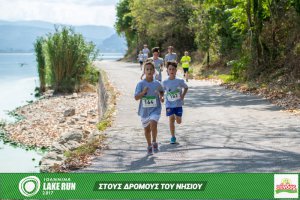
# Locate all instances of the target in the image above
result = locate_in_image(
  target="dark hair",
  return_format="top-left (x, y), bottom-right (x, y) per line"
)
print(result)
top-left (152, 47), bottom-right (160, 53)
top-left (144, 61), bottom-right (155, 71)
top-left (167, 61), bottom-right (177, 68)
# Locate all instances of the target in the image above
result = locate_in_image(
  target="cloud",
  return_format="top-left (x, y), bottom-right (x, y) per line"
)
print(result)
top-left (0, 0), bottom-right (118, 27)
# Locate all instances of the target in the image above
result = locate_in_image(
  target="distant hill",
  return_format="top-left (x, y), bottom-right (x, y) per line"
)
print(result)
top-left (0, 20), bottom-right (126, 53)
top-left (99, 33), bottom-right (127, 53)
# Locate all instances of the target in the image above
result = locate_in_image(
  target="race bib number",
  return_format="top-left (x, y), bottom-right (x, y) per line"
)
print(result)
top-left (167, 90), bottom-right (180, 102)
top-left (142, 96), bottom-right (157, 108)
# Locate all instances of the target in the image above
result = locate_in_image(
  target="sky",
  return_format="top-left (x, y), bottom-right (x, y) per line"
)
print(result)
top-left (0, 0), bottom-right (119, 27)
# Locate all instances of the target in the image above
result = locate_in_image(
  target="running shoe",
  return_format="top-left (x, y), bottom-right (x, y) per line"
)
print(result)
top-left (147, 146), bottom-right (153, 155)
top-left (170, 136), bottom-right (176, 144)
top-left (152, 142), bottom-right (159, 153)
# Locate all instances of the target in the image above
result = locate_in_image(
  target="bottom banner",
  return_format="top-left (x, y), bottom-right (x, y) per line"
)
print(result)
top-left (0, 173), bottom-right (298, 199)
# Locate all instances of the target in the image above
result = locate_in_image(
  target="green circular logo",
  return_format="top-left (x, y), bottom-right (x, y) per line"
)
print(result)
top-left (19, 176), bottom-right (40, 197)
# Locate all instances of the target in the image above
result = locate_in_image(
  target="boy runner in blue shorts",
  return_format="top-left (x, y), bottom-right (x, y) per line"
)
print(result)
top-left (163, 62), bottom-right (188, 144)
top-left (135, 61), bottom-right (164, 154)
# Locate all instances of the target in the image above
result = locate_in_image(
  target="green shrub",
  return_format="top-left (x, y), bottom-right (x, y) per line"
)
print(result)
top-left (35, 26), bottom-right (99, 93)
top-left (81, 64), bottom-right (99, 85)
top-left (294, 43), bottom-right (300, 55)
top-left (218, 74), bottom-right (235, 83)
top-left (34, 37), bottom-right (46, 92)
top-left (227, 56), bottom-right (249, 81)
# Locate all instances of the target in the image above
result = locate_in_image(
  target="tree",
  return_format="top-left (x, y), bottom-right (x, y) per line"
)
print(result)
top-left (115, 0), bottom-right (137, 55)
top-left (34, 37), bottom-right (46, 92)
top-left (35, 26), bottom-right (98, 93)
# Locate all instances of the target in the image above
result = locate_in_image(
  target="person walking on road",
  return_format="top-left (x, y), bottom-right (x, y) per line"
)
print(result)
top-left (137, 50), bottom-right (145, 70)
top-left (142, 44), bottom-right (150, 59)
top-left (150, 47), bottom-right (164, 82)
top-left (180, 51), bottom-right (191, 82)
top-left (164, 46), bottom-right (177, 64)
top-left (163, 62), bottom-right (188, 144)
top-left (134, 61), bottom-right (164, 155)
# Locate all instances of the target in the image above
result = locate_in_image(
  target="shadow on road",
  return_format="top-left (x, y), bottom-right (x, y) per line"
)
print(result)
top-left (185, 84), bottom-right (281, 111)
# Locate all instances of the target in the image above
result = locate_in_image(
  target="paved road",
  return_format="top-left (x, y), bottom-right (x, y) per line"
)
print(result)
top-left (79, 61), bottom-right (300, 172)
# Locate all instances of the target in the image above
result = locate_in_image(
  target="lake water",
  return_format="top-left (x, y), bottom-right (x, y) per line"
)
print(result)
top-left (0, 52), bottom-right (123, 172)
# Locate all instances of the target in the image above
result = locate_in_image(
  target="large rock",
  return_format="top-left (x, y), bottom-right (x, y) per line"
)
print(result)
top-left (43, 152), bottom-right (58, 160)
top-left (64, 140), bottom-right (81, 151)
top-left (51, 142), bottom-right (68, 153)
top-left (58, 130), bottom-right (83, 143)
top-left (40, 160), bottom-right (63, 172)
top-left (72, 93), bottom-right (78, 98)
top-left (87, 130), bottom-right (101, 143)
top-left (39, 151), bottom-right (66, 172)
top-left (64, 108), bottom-right (75, 117)
top-left (88, 119), bottom-right (98, 124)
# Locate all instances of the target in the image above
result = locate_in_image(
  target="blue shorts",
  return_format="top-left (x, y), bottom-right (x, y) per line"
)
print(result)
top-left (166, 107), bottom-right (183, 117)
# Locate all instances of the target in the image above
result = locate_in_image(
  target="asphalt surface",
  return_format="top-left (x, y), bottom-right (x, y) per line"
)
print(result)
top-left (78, 61), bottom-right (300, 172)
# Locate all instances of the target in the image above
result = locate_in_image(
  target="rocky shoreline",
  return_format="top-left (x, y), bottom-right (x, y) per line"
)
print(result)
top-left (3, 84), bottom-right (108, 172)
top-left (2, 67), bottom-right (115, 172)
top-left (4, 90), bottom-right (99, 148)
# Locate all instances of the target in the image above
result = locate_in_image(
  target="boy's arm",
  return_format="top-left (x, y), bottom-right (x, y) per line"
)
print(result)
top-left (159, 84), bottom-right (164, 103)
top-left (159, 91), bottom-right (164, 103)
top-left (180, 80), bottom-right (188, 100)
top-left (135, 87), bottom-right (148, 100)
top-left (181, 88), bottom-right (188, 100)
top-left (160, 59), bottom-right (164, 71)
top-left (140, 71), bottom-right (144, 80)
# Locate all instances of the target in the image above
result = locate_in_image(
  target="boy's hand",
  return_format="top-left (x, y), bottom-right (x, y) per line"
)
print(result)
top-left (160, 96), bottom-right (164, 103)
top-left (142, 87), bottom-right (148, 94)
top-left (180, 94), bottom-right (185, 101)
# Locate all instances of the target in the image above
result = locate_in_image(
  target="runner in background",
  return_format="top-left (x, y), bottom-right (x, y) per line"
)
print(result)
top-left (164, 46), bottom-right (177, 64)
top-left (137, 50), bottom-right (145, 70)
top-left (149, 47), bottom-right (164, 82)
top-left (142, 44), bottom-right (150, 60)
top-left (180, 51), bottom-right (191, 82)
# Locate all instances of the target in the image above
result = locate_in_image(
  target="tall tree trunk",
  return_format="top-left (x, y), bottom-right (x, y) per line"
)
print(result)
top-left (250, 0), bottom-right (264, 78)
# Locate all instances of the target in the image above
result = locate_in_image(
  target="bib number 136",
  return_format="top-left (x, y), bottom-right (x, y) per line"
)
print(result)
top-left (142, 96), bottom-right (157, 108)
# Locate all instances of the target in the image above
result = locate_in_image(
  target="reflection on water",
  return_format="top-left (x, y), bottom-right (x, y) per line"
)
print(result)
top-left (0, 140), bottom-right (44, 172)
top-left (0, 77), bottom-right (37, 121)
top-left (0, 53), bottom-right (42, 172)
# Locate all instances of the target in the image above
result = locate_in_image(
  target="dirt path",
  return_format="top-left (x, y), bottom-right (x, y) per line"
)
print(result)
top-left (78, 60), bottom-right (300, 172)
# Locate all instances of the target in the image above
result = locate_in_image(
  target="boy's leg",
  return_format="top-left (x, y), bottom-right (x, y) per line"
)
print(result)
top-left (169, 114), bottom-right (176, 137)
top-left (175, 116), bottom-right (182, 124)
top-left (144, 125), bottom-right (151, 147)
top-left (150, 120), bottom-right (158, 143)
top-left (175, 107), bottom-right (183, 124)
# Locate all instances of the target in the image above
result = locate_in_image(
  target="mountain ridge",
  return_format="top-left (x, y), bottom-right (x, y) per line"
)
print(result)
top-left (0, 20), bottom-right (126, 53)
